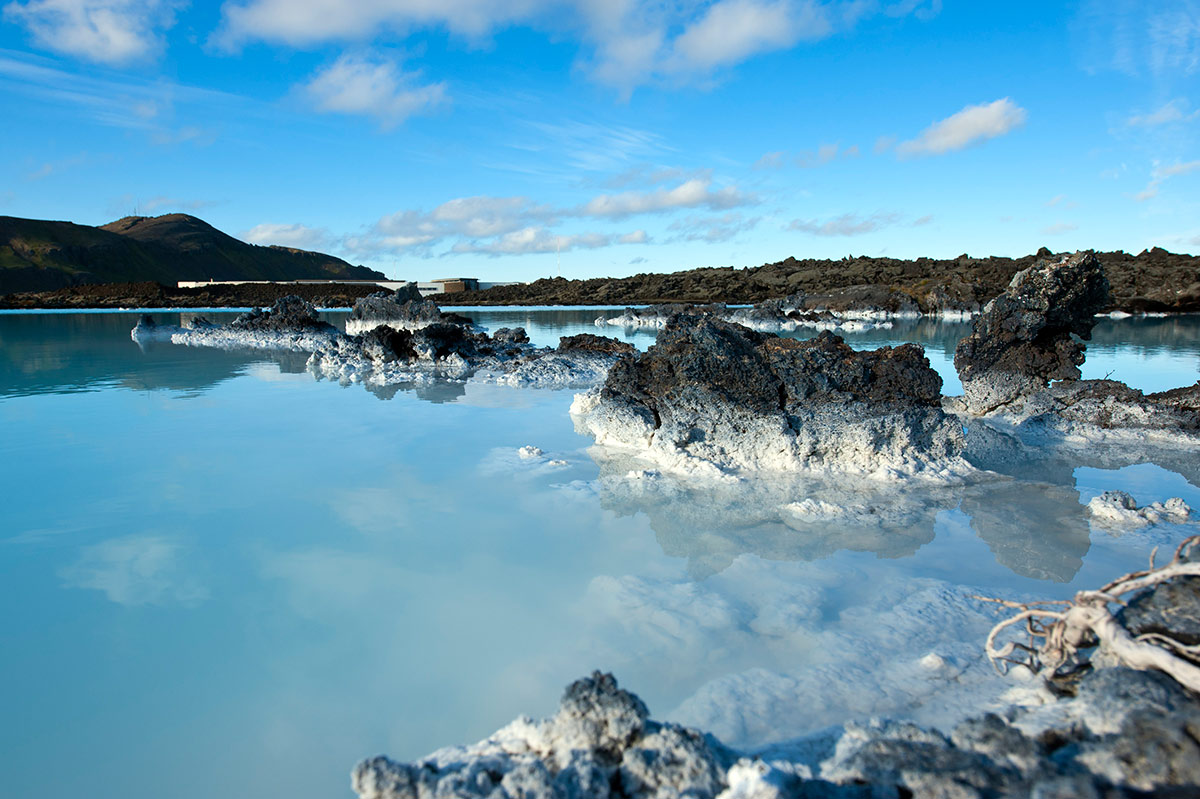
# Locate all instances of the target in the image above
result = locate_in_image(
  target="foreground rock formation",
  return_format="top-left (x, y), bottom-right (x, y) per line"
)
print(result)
top-left (572, 314), bottom-right (968, 479)
top-left (953, 251), bottom-right (1200, 444)
top-left (351, 541), bottom-right (1200, 799)
top-left (353, 558), bottom-right (1200, 797)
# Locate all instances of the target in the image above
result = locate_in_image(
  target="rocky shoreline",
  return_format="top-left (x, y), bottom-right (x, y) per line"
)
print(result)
top-left (434, 248), bottom-right (1200, 314)
top-left (0, 279), bottom-right (385, 310)
top-left (4, 247), bottom-right (1199, 314)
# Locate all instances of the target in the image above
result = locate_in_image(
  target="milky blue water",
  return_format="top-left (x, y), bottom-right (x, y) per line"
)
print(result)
top-left (1, 309), bottom-right (1198, 799)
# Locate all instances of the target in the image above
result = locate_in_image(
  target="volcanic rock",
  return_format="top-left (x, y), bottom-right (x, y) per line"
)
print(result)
top-left (572, 315), bottom-right (967, 478)
top-left (954, 251), bottom-right (1112, 415)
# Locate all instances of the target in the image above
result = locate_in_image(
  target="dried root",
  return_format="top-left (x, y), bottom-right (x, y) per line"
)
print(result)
top-left (974, 535), bottom-right (1200, 693)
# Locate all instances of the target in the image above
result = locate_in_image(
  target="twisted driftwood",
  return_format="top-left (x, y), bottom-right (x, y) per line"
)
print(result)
top-left (976, 535), bottom-right (1200, 693)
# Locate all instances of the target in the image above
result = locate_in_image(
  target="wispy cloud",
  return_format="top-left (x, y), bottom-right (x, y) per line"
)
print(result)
top-left (0, 49), bottom-right (244, 143)
top-left (1127, 98), bottom-right (1199, 126)
top-left (753, 150), bottom-right (786, 170)
top-left (449, 226), bottom-right (648, 256)
top-left (215, 0), bottom-right (941, 95)
top-left (787, 210), bottom-right (931, 237)
top-left (668, 211), bottom-right (761, 242)
top-left (1134, 159), bottom-right (1200, 201)
top-left (342, 173), bottom-right (754, 259)
top-left (896, 98), bottom-right (1027, 158)
top-left (1075, 1), bottom-right (1200, 77)
top-left (302, 52), bottom-right (447, 128)
top-left (3, 0), bottom-right (182, 65)
top-left (1040, 221), bottom-right (1078, 235)
top-left (241, 222), bottom-right (334, 251)
top-left (579, 177), bottom-right (755, 219)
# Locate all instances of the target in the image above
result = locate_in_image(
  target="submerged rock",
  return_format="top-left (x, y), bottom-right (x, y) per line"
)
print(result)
top-left (954, 251), bottom-right (1112, 415)
top-left (572, 315), bottom-right (967, 478)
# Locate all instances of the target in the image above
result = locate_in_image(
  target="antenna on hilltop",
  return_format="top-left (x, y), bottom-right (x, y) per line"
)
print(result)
top-left (556, 237), bottom-right (561, 278)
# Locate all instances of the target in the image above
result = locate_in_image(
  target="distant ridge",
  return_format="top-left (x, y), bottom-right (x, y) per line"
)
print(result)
top-left (0, 213), bottom-right (385, 294)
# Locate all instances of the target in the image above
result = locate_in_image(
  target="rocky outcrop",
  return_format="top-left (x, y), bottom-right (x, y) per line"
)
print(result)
top-left (951, 251), bottom-right (1200, 445)
top-left (558, 334), bottom-right (636, 355)
top-left (345, 289), bottom-right (475, 335)
top-left (353, 563), bottom-right (1200, 796)
top-left (353, 673), bottom-right (736, 799)
top-left (354, 663), bottom-right (1200, 798)
top-left (954, 251), bottom-right (1112, 415)
top-left (131, 295), bottom-right (347, 351)
top-left (572, 314), bottom-right (968, 479)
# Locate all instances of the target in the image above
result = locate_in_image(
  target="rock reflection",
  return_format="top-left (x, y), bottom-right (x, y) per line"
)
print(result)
top-left (587, 449), bottom-right (955, 578)
top-left (363, 379), bottom-right (467, 403)
top-left (960, 480), bottom-right (1090, 582)
top-left (584, 438), bottom-right (1185, 584)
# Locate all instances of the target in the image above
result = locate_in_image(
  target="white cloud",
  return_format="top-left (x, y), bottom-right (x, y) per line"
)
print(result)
top-left (215, 0), bottom-right (545, 48)
top-left (580, 177), bottom-right (755, 218)
top-left (216, 0), bottom-right (941, 94)
top-left (449, 226), bottom-right (648, 256)
top-left (668, 0), bottom-right (826, 72)
top-left (896, 98), bottom-right (1027, 158)
top-left (1128, 98), bottom-right (1199, 126)
top-left (303, 52), bottom-right (447, 127)
top-left (344, 172), bottom-right (754, 258)
top-left (788, 211), bottom-right (903, 236)
top-left (3, 0), bottom-right (180, 64)
top-left (1134, 159), bottom-right (1200, 201)
top-left (241, 222), bottom-right (333, 251)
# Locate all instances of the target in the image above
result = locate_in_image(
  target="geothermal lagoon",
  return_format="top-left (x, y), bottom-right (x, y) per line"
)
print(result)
top-left (2, 308), bottom-right (1199, 798)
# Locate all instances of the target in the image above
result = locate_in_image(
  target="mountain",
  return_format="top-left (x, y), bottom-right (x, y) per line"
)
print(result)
top-left (0, 213), bottom-right (385, 294)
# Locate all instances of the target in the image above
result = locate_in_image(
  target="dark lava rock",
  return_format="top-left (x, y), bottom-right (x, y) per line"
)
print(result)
top-left (557, 333), bottom-right (636, 355)
top-left (576, 314), bottom-right (962, 474)
top-left (359, 325), bottom-right (417, 363)
top-left (231, 295), bottom-right (336, 333)
top-left (348, 290), bottom-right (474, 331)
top-left (1119, 574), bottom-right (1200, 648)
top-left (351, 672), bottom-right (732, 799)
top-left (604, 319), bottom-right (943, 417)
top-left (491, 327), bottom-right (530, 347)
top-left (954, 252), bottom-right (1112, 414)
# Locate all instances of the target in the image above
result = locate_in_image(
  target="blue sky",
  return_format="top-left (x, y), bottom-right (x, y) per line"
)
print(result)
top-left (1, 0), bottom-right (1198, 281)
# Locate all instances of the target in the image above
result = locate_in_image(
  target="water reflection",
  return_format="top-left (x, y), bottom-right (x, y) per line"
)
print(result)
top-left (589, 449), bottom-right (951, 578)
top-left (583, 440), bottom-right (1196, 584)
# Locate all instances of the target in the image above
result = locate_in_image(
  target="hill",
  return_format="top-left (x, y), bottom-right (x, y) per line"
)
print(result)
top-left (0, 213), bottom-right (384, 294)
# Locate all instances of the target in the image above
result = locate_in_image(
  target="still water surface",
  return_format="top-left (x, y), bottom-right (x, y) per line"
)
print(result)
top-left (1, 309), bottom-right (1198, 799)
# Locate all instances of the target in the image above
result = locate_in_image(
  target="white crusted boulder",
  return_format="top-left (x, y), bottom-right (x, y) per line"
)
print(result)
top-left (572, 315), bottom-right (968, 480)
